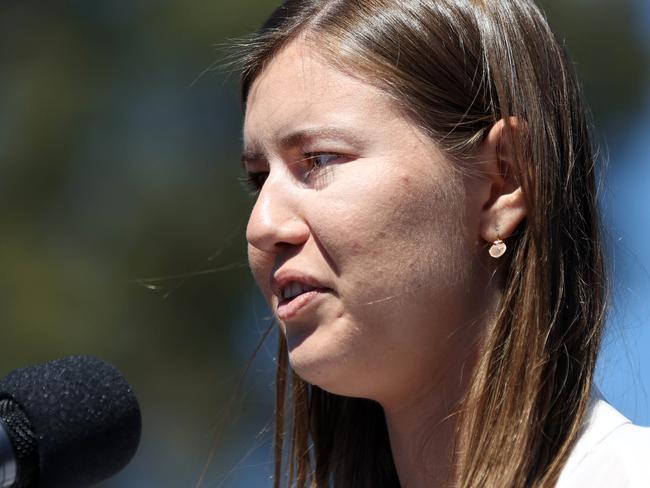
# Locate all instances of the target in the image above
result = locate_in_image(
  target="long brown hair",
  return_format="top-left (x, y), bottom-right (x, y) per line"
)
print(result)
top-left (237, 1), bottom-right (606, 486)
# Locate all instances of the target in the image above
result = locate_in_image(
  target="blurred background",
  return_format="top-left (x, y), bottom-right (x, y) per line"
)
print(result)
top-left (0, 1), bottom-right (648, 486)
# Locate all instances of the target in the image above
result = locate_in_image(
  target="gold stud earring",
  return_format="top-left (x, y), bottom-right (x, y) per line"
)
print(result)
top-left (489, 234), bottom-right (507, 258)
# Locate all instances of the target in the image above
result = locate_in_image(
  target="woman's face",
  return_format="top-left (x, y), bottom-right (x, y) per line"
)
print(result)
top-left (243, 40), bottom-right (490, 406)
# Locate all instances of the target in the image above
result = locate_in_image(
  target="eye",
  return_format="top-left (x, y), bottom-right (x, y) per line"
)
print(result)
top-left (302, 153), bottom-right (343, 178)
top-left (239, 171), bottom-right (268, 195)
top-left (239, 153), bottom-right (345, 194)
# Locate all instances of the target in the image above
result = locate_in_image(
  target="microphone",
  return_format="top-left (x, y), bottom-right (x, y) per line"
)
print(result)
top-left (0, 356), bottom-right (141, 487)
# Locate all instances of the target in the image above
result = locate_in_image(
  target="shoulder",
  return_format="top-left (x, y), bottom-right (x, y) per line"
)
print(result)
top-left (557, 389), bottom-right (650, 487)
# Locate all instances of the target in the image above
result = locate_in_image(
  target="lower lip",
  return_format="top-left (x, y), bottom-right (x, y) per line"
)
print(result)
top-left (277, 289), bottom-right (329, 320)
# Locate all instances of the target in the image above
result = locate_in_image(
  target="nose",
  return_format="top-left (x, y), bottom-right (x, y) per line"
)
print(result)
top-left (246, 174), bottom-right (310, 254)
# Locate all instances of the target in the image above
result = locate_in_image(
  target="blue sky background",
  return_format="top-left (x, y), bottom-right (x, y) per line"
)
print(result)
top-left (593, 0), bottom-right (650, 424)
top-left (597, 91), bottom-right (650, 424)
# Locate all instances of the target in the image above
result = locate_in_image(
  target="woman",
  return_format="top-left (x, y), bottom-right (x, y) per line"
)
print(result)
top-left (236, 0), bottom-right (650, 486)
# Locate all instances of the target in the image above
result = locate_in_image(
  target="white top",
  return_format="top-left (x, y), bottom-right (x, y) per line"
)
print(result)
top-left (556, 390), bottom-right (650, 487)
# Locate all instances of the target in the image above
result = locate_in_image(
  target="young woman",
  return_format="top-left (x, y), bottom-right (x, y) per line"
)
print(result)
top-left (236, 0), bottom-right (650, 486)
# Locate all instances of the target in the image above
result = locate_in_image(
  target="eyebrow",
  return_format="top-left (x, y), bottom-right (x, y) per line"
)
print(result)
top-left (241, 126), bottom-right (364, 168)
top-left (277, 127), bottom-right (363, 150)
top-left (240, 149), bottom-right (264, 168)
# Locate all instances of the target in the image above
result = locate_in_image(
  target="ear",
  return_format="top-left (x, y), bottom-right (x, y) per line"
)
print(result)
top-left (478, 118), bottom-right (527, 244)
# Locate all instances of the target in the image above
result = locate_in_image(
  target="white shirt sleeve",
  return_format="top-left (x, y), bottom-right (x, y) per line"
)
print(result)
top-left (556, 391), bottom-right (650, 487)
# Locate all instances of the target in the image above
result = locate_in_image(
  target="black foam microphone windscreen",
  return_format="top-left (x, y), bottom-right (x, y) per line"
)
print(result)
top-left (0, 356), bottom-right (141, 487)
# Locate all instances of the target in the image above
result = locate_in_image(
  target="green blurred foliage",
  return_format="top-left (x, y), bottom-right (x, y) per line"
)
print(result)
top-left (0, 0), bottom-right (646, 486)
top-left (0, 1), bottom-right (281, 485)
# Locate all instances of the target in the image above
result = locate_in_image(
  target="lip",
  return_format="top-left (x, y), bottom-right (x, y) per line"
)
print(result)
top-left (271, 269), bottom-right (332, 320)
top-left (277, 289), bottom-right (329, 320)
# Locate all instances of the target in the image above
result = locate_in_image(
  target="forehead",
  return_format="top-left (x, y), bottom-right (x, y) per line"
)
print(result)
top-left (243, 40), bottom-right (399, 149)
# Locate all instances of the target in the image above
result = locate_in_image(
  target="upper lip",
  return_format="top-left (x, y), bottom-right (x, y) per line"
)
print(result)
top-left (271, 269), bottom-right (329, 300)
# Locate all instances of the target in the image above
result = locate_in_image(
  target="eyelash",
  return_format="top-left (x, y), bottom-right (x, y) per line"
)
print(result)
top-left (239, 172), bottom-right (268, 194)
top-left (240, 153), bottom-right (343, 194)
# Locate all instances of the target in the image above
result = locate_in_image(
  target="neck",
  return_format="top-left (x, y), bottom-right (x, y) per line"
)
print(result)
top-left (383, 375), bottom-right (464, 488)
top-left (382, 290), bottom-right (499, 487)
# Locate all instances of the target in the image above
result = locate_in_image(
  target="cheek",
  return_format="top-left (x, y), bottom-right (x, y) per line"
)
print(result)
top-left (311, 170), bottom-right (467, 280)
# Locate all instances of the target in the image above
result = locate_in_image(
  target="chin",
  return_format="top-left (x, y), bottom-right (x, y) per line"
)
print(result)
top-left (287, 338), bottom-right (339, 385)
top-left (287, 339), bottom-right (376, 399)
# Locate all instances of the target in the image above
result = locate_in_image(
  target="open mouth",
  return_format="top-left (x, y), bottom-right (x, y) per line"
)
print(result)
top-left (277, 283), bottom-right (330, 320)
top-left (281, 282), bottom-right (319, 301)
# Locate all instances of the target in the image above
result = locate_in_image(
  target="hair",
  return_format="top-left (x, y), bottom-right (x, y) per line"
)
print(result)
top-left (236, 1), bottom-right (606, 486)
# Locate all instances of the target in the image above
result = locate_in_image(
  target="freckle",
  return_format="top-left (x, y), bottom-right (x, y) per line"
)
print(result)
top-left (400, 174), bottom-right (412, 186)
top-left (350, 240), bottom-right (363, 252)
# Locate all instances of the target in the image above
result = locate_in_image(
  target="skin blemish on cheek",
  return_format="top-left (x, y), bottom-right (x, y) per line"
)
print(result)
top-left (400, 174), bottom-right (413, 187)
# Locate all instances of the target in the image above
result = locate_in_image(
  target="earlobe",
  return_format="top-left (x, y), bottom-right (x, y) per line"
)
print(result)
top-left (478, 119), bottom-right (528, 247)
top-left (481, 187), bottom-right (527, 242)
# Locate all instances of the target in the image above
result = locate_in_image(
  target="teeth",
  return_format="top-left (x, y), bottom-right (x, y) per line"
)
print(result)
top-left (291, 282), bottom-right (301, 298)
top-left (282, 282), bottom-right (316, 300)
